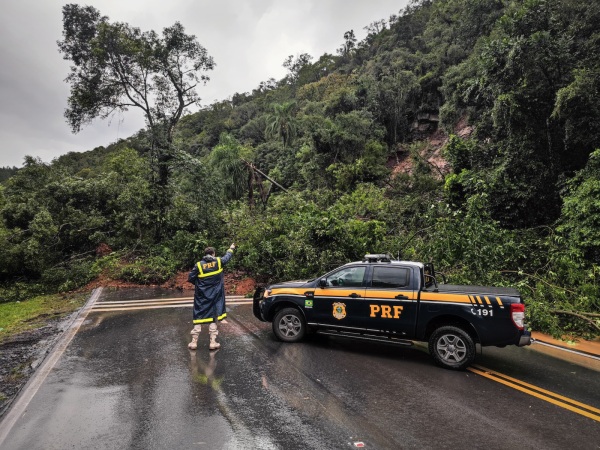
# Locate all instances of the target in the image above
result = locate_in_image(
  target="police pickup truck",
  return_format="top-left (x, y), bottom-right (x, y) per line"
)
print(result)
top-left (253, 254), bottom-right (531, 370)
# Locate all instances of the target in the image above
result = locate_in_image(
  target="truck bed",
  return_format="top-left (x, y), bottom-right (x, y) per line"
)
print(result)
top-left (427, 284), bottom-right (520, 297)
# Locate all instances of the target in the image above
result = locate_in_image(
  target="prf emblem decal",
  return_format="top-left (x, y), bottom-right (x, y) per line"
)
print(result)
top-left (332, 302), bottom-right (347, 320)
top-left (305, 299), bottom-right (313, 308)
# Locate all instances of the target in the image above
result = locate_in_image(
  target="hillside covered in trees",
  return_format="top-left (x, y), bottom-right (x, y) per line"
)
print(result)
top-left (1, 0), bottom-right (599, 337)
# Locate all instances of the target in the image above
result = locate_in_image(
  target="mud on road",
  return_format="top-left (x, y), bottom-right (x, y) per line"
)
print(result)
top-left (0, 319), bottom-right (65, 417)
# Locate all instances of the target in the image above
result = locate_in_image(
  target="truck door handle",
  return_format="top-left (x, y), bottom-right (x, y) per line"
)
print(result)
top-left (395, 294), bottom-right (409, 300)
top-left (349, 293), bottom-right (361, 298)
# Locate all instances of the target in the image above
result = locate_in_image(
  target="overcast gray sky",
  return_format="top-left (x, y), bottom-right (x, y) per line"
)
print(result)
top-left (0, 0), bottom-right (409, 168)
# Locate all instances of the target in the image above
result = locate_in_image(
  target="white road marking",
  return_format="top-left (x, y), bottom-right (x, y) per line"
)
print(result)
top-left (532, 339), bottom-right (600, 362)
top-left (90, 296), bottom-right (252, 312)
top-left (94, 295), bottom-right (246, 305)
top-left (0, 287), bottom-right (103, 447)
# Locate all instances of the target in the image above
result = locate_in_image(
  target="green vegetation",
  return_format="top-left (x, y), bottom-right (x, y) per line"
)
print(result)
top-left (1, 0), bottom-right (599, 339)
top-left (0, 167), bottom-right (19, 183)
top-left (0, 293), bottom-right (88, 339)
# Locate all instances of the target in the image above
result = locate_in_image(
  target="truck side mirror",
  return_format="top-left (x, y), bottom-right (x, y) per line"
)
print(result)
top-left (424, 274), bottom-right (439, 291)
top-left (319, 278), bottom-right (327, 288)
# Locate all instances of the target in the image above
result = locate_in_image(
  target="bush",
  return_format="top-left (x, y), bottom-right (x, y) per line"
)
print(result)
top-left (0, 282), bottom-right (46, 303)
top-left (557, 149), bottom-right (600, 264)
top-left (115, 254), bottom-right (178, 285)
top-left (225, 186), bottom-right (390, 282)
top-left (41, 258), bottom-right (100, 292)
top-left (164, 230), bottom-right (210, 269)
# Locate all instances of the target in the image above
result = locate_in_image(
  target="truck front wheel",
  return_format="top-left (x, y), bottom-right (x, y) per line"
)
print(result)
top-left (428, 326), bottom-right (475, 370)
top-left (272, 308), bottom-right (306, 342)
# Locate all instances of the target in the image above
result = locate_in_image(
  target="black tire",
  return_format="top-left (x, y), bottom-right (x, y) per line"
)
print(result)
top-left (428, 325), bottom-right (475, 370)
top-left (272, 308), bottom-right (306, 343)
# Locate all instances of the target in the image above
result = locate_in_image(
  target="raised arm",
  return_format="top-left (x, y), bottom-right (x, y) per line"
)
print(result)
top-left (220, 243), bottom-right (236, 266)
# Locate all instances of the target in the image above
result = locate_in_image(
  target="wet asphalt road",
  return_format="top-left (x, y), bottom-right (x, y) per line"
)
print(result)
top-left (1, 288), bottom-right (600, 449)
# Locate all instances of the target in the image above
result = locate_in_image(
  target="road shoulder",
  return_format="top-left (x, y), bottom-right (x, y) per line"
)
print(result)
top-left (532, 331), bottom-right (600, 357)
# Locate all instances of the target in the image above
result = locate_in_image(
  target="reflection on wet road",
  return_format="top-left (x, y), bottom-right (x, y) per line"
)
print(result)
top-left (1, 288), bottom-right (599, 449)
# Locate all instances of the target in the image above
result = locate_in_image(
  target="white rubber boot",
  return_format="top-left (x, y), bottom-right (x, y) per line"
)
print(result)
top-left (188, 325), bottom-right (201, 350)
top-left (209, 323), bottom-right (220, 350)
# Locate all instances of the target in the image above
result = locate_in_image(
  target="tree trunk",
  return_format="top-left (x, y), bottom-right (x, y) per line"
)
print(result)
top-left (247, 169), bottom-right (255, 209)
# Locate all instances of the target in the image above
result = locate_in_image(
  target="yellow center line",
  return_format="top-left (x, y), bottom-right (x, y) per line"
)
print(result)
top-left (467, 365), bottom-right (600, 422)
top-left (473, 364), bottom-right (600, 414)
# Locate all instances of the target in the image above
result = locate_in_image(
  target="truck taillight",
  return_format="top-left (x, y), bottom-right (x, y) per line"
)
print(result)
top-left (511, 303), bottom-right (525, 330)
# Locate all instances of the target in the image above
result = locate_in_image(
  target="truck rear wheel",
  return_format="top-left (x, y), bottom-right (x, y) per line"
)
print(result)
top-left (272, 308), bottom-right (306, 342)
top-left (428, 325), bottom-right (475, 370)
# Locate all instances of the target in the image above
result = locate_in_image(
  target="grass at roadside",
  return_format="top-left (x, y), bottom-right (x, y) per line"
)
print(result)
top-left (0, 292), bottom-right (89, 341)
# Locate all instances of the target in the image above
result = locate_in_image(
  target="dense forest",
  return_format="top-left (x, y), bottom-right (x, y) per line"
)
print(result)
top-left (0, 167), bottom-right (18, 183)
top-left (1, 0), bottom-right (599, 337)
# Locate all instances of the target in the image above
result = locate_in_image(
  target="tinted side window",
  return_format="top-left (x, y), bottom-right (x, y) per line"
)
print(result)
top-left (326, 266), bottom-right (366, 287)
top-left (371, 267), bottom-right (410, 289)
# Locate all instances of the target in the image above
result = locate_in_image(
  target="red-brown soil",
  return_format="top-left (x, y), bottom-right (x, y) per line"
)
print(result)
top-left (162, 269), bottom-right (257, 296)
top-left (83, 269), bottom-right (257, 297)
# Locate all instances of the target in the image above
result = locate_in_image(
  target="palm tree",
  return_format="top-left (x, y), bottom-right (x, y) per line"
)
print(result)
top-left (209, 134), bottom-right (248, 201)
top-left (210, 133), bottom-right (288, 208)
top-left (265, 102), bottom-right (297, 148)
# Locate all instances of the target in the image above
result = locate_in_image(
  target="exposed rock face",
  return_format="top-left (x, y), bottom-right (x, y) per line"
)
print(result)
top-left (390, 115), bottom-right (473, 178)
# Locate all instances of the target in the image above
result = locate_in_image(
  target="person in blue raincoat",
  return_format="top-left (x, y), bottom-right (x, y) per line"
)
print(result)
top-left (187, 243), bottom-right (236, 350)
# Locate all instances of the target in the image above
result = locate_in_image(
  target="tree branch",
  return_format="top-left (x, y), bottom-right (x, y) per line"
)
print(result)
top-left (240, 159), bottom-right (289, 193)
top-left (499, 270), bottom-right (579, 295)
top-left (550, 309), bottom-right (600, 332)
